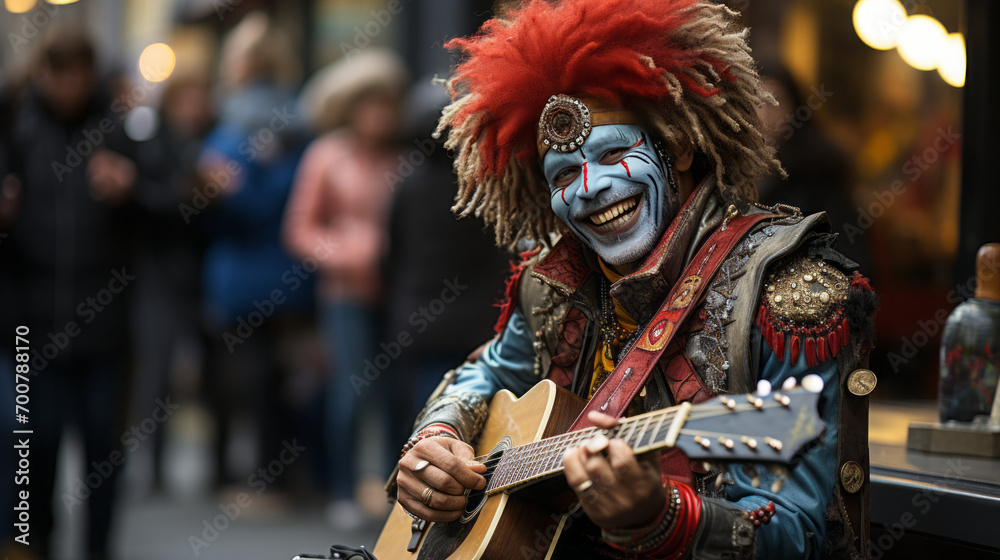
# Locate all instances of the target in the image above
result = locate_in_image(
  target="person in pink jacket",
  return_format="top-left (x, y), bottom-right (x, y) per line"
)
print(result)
top-left (283, 49), bottom-right (407, 529)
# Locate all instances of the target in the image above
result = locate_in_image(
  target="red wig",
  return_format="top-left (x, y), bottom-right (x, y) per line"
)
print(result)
top-left (439, 0), bottom-right (780, 248)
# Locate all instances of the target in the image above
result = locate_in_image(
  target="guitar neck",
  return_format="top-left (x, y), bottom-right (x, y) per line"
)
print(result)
top-left (485, 405), bottom-right (684, 495)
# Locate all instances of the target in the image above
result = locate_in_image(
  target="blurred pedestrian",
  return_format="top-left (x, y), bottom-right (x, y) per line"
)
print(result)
top-left (126, 69), bottom-right (215, 495)
top-left (283, 48), bottom-right (407, 529)
top-left (382, 79), bottom-right (509, 460)
top-left (0, 25), bottom-right (140, 560)
top-left (198, 13), bottom-right (313, 490)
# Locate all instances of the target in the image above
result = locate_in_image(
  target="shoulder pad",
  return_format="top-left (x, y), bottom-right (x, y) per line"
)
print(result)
top-left (757, 255), bottom-right (851, 367)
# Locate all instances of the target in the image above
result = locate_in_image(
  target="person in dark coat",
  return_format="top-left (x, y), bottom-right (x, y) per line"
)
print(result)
top-left (0, 25), bottom-right (143, 560)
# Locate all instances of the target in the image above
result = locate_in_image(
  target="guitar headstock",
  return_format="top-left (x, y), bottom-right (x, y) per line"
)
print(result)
top-left (672, 382), bottom-right (824, 466)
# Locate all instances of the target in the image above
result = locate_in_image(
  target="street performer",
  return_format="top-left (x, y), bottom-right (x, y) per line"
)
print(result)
top-left (392, 0), bottom-right (878, 558)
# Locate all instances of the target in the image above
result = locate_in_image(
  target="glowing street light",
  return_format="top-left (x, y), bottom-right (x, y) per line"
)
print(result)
top-left (937, 33), bottom-right (966, 88)
top-left (896, 14), bottom-right (949, 71)
top-left (853, 0), bottom-right (907, 50)
top-left (4, 0), bottom-right (38, 13)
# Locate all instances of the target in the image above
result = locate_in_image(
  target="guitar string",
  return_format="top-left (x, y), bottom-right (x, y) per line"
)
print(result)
top-left (484, 400), bottom-right (793, 490)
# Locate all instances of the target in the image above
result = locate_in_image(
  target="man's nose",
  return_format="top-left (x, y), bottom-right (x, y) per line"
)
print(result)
top-left (574, 162), bottom-right (612, 200)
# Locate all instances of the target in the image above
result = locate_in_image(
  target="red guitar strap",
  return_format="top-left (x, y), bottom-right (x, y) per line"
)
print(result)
top-left (568, 212), bottom-right (772, 432)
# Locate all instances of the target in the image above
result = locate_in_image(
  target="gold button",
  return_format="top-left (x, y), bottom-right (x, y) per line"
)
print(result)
top-left (840, 461), bottom-right (865, 494)
top-left (847, 369), bottom-right (878, 397)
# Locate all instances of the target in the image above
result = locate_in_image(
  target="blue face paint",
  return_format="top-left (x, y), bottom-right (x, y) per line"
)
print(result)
top-left (542, 124), bottom-right (678, 267)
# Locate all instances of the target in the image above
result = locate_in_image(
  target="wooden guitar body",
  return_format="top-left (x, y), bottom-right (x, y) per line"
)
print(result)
top-left (374, 378), bottom-right (825, 559)
top-left (374, 380), bottom-right (584, 560)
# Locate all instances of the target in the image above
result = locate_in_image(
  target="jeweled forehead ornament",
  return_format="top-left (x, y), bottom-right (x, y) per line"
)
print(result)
top-left (536, 94), bottom-right (643, 157)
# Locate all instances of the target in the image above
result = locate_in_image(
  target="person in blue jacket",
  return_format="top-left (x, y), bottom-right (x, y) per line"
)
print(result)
top-left (389, 1), bottom-right (879, 558)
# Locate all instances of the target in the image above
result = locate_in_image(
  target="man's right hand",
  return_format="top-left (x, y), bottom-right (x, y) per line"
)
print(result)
top-left (397, 437), bottom-right (487, 522)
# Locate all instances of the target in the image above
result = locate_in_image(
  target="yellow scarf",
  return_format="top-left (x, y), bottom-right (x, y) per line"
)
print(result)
top-left (589, 260), bottom-right (639, 398)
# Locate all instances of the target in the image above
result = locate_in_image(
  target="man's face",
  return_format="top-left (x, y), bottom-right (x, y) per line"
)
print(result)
top-left (543, 124), bottom-right (677, 267)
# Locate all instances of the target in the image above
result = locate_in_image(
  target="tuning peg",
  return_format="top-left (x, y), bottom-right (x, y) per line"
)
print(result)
top-left (781, 377), bottom-right (797, 391)
top-left (719, 396), bottom-right (737, 410)
top-left (801, 374), bottom-right (824, 393)
top-left (765, 437), bottom-right (783, 451)
top-left (746, 395), bottom-right (764, 409)
top-left (741, 436), bottom-right (758, 450)
top-left (694, 436), bottom-right (711, 449)
top-left (755, 380), bottom-right (772, 396)
top-left (773, 393), bottom-right (791, 406)
top-left (717, 437), bottom-right (735, 450)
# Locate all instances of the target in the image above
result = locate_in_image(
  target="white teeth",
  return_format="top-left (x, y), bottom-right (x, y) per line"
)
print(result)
top-left (590, 196), bottom-right (638, 227)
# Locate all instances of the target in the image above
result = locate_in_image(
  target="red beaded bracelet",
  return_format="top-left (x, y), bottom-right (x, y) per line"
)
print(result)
top-left (400, 425), bottom-right (459, 458)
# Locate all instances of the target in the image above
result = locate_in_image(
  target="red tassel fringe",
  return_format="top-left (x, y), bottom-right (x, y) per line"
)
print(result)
top-left (757, 300), bottom-right (850, 366)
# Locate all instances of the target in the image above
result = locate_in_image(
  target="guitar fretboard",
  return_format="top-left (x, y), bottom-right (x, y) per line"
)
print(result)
top-left (485, 406), bottom-right (682, 494)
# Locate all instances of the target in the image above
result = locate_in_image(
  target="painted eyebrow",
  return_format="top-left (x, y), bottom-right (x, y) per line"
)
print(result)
top-left (542, 151), bottom-right (582, 178)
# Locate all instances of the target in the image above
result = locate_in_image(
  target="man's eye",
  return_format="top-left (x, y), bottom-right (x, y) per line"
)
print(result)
top-left (599, 147), bottom-right (628, 164)
top-left (553, 167), bottom-right (580, 187)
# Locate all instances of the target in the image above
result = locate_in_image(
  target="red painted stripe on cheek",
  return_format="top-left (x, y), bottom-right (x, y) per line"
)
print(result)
top-left (560, 188), bottom-right (568, 205)
top-left (582, 161), bottom-right (589, 193)
top-left (620, 160), bottom-right (630, 177)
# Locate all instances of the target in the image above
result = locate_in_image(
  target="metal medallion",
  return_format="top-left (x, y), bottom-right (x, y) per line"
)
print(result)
top-left (839, 460), bottom-right (865, 494)
top-left (847, 369), bottom-right (877, 397)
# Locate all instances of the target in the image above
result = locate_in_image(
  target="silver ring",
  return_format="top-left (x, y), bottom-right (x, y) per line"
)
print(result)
top-left (573, 480), bottom-right (594, 494)
top-left (402, 507), bottom-right (423, 521)
top-left (414, 460), bottom-right (430, 473)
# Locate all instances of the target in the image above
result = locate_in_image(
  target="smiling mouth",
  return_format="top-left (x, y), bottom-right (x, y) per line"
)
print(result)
top-left (587, 195), bottom-right (642, 234)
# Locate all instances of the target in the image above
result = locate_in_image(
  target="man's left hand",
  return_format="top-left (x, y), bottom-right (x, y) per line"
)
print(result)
top-left (562, 411), bottom-right (666, 531)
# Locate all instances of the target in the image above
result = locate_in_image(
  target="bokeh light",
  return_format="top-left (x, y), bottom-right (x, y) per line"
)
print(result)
top-left (852, 0), bottom-right (906, 51)
top-left (4, 0), bottom-right (37, 13)
top-left (123, 106), bottom-right (160, 142)
top-left (138, 43), bottom-right (176, 83)
top-left (896, 14), bottom-right (948, 71)
top-left (937, 33), bottom-right (966, 88)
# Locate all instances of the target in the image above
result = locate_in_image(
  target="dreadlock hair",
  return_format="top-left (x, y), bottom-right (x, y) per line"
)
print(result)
top-left (436, 0), bottom-right (783, 250)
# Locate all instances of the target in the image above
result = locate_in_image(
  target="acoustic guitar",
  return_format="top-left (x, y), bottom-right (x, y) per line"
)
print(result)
top-left (375, 378), bottom-right (824, 560)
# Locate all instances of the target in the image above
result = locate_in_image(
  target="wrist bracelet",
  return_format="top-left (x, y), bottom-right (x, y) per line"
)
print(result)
top-left (603, 485), bottom-right (681, 553)
top-left (400, 427), bottom-right (459, 459)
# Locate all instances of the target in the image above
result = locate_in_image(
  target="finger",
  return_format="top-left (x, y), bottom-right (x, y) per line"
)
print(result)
top-left (561, 445), bottom-right (590, 488)
top-left (397, 475), bottom-right (467, 511)
top-left (606, 439), bottom-right (642, 478)
top-left (398, 491), bottom-right (462, 523)
top-left (403, 460), bottom-right (466, 495)
top-left (587, 411), bottom-right (620, 429)
top-left (444, 440), bottom-right (489, 475)
top-left (583, 450), bottom-right (617, 490)
top-left (405, 441), bottom-right (479, 493)
top-left (431, 439), bottom-right (486, 490)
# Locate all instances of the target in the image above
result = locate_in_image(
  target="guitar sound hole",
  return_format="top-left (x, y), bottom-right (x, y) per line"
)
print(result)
top-left (459, 437), bottom-right (510, 524)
